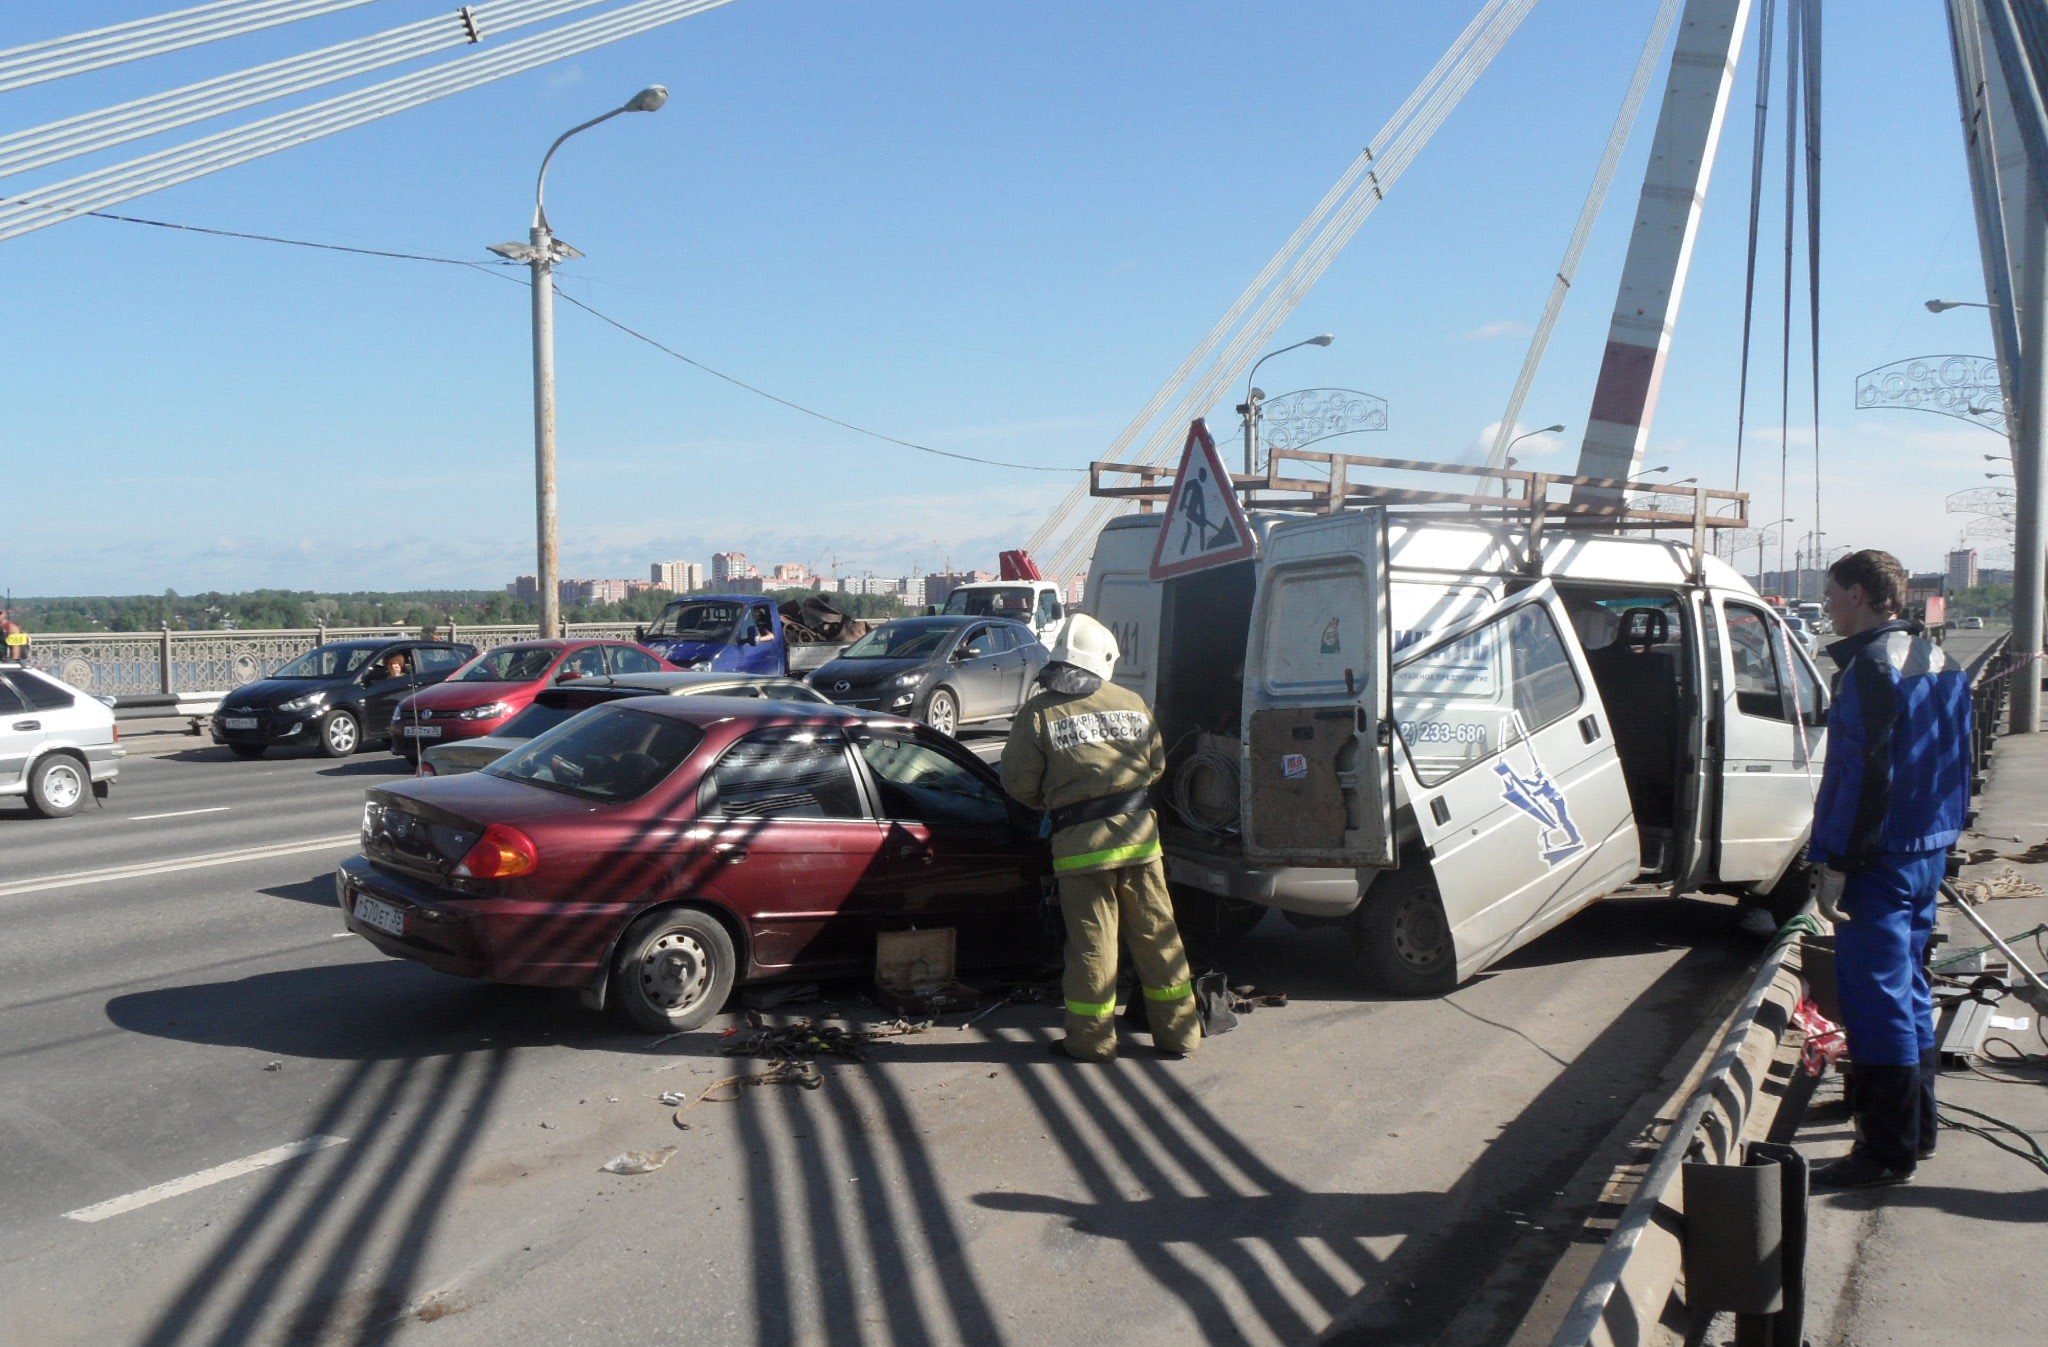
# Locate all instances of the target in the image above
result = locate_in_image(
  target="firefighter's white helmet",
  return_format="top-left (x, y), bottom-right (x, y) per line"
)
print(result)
top-left (1047, 612), bottom-right (1118, 679)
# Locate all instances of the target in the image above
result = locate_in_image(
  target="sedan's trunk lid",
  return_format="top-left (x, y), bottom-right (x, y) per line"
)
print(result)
top-left (360, 773), bottom-right (597, 880)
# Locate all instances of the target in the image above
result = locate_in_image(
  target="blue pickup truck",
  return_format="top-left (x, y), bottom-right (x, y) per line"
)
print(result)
top-left (636, 595), bottom-right (864, 676)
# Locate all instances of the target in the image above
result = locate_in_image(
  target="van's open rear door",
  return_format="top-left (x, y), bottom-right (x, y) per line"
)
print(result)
top-left (1240, 510), bottom-right (1396, 868)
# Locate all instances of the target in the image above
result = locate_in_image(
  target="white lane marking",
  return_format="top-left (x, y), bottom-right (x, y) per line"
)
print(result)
top-left (63, 1136), bottom-right (349, 1223)
top-left (126, 807), bottom-right (231, 822)
top-left (0, 834), bottom-right (358, 899)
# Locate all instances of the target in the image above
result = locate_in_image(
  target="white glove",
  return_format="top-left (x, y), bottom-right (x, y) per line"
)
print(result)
top-left (1812, 867), bottom-right (1849, 923)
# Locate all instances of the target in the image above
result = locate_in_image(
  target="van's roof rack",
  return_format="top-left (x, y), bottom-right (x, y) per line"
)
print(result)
top-left (1090, 444), bottom-right (1749, 563)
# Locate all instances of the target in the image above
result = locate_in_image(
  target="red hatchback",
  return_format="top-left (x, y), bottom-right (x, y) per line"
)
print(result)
top-left (390, 639), bottom-right (673, 758)
top-left (336, 699), bottom-right (1053, 1031)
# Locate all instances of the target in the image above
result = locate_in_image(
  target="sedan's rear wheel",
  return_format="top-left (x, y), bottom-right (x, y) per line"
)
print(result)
top-left (27, 754), bottom-right (88, 817)
top-left (611, 907), bottom-right (737, 1033)
top-left (922, 687), bottom-right (959, 737)
top-left (319, 710), bottom-right (360, 758)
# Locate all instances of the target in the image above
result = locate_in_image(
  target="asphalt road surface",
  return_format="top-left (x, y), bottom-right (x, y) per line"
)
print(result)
top-left (2, 724), bottom-right (1780, 1347)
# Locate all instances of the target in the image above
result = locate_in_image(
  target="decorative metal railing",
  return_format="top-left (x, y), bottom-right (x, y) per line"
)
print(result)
top-left (13, 623), bottom-right (640, 697)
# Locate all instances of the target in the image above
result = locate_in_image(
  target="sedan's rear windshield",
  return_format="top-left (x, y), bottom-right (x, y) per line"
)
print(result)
top-left (455, 647), bottom-right (557, 683)
top-left (485, 704), bottom-right (703, 802)
top-left (273, 645), bottom-right (378, 679)
top-left (496, 690), bottom-right (645, 741)
top-left (841, 623), bottom-right (953, 661)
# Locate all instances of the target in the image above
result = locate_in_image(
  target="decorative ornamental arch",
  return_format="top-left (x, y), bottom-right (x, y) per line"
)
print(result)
top-left (1256, 387), bottom-right (1389, 463)
top-left (1854, 355), bottom-right (2006, 433)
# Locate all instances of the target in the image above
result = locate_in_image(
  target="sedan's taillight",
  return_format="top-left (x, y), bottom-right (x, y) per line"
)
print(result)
top-left (453, 823), bottom-right (538, 879)
top-left (418, 760), bottom-right (437, 776)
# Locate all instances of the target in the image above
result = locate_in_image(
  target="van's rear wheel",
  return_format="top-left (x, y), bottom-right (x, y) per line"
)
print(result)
top-left (1351, 863), bottom-right (1456, 996)
top-left (1170, 884), bottom-right (1267, 961)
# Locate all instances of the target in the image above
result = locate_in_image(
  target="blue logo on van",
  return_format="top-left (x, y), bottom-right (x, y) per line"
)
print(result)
top-left (1494, 745), bottom-right (1585, 866)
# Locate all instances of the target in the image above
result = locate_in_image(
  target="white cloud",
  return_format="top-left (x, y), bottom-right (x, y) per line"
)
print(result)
top-left (1463, 420), bottom-right (1568, 464)
top-left (1465, 320), bottom-right (1524, 341)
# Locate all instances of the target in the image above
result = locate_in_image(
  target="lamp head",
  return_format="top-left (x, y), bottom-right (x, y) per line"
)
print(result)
top-left (1307, 333), bottom-right (1335, 347)
top-left (1540, 423), bottom-right (1566, 434)
top-left (625, 85), bottom-right (669, 113)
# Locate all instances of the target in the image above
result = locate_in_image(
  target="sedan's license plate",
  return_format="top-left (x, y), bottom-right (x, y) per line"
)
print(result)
top-left (224, 716), bottom-right (258, 730)
top-left (401, 725), bottom-right (442, 738)
top-left (353, 894), bottom-right (406, 937)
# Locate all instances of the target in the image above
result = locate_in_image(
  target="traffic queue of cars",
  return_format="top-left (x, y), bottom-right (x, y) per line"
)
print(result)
top-left (177, 617), bottom-right (1058, 1030)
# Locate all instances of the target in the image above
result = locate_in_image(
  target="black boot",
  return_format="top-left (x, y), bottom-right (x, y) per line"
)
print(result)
top-left (1814, 1063), bottom-right (1919, 1187)
top-left (1917, 1047), bottom-right (1941, 1161)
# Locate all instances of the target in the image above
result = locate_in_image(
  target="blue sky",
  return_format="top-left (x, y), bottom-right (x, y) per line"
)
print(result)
top-left (1, 1), bottom-right (2006, 597)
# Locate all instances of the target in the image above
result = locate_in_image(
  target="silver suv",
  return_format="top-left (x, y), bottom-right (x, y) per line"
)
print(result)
top-left (0, 664), bottom-right (121, 817)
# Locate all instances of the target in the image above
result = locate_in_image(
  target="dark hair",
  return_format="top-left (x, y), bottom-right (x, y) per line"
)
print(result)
top-left (1828, 549), bottom-right (1906, 616)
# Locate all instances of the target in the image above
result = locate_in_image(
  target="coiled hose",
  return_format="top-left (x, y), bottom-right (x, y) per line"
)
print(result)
top-left (1170, 747), bottom-right (1241, 836)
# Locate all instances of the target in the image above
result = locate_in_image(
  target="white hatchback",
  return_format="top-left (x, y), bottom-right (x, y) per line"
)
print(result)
top-left (0, 663), bottom-right (122, 817)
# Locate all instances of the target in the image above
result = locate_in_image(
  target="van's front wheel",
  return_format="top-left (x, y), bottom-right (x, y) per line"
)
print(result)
top-left (1351, 862), bottom-right (1456, 996)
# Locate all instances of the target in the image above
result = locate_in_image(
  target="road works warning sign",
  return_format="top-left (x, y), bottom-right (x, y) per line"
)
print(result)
top-left (1149, 419), bottom-right (1255, 580)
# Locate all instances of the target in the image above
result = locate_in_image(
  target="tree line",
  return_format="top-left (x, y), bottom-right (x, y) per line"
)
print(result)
top-left (5, 586), bottom-right (912, 634)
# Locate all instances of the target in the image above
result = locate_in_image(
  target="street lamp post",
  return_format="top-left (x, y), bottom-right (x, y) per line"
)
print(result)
top-left (1925, 298), bottom-right (1993, 312)
top-left (1756, 517), bottom-right (1793, 594)
top-left (1238, 334), bottom-right (1334, 476)
top-left (490, 85), bottom-right (668, 639)
top-left (1489, 424), bottom-right (1565, 498)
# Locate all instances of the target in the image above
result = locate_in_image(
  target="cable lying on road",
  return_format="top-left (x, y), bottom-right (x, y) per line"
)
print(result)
top-left (669, 1061), bottom-right (822, 1128)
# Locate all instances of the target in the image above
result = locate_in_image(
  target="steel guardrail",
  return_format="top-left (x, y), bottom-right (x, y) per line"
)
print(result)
top-left (12, 622), bottom-right (641, 699)
top-left (1964, 629), bottom-right (2013, 787)
top-left (1546, 922), bottom-right (1805, 1346)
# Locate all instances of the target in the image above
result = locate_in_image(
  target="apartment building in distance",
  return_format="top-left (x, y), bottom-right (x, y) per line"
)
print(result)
top-left (1947, 548), bottom-right (1979, 591)
top-left (650, 560), bottom-right (706, 593)
top-left (509, 576), bottom-right (648, 606)
top-left (922, 569), bottom-right (997, 608)
top-left (711, 551), bottom-right (758, 583)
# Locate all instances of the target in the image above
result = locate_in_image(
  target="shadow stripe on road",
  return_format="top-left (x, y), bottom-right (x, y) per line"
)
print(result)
top-left (0, 834), bottom-right (358, 899)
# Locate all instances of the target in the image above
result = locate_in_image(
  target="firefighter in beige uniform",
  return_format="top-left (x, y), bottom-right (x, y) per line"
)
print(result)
top-left (1001, 614), bottom-right (1201, 1061)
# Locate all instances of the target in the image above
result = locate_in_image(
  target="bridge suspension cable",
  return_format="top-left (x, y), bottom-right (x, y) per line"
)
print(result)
top-left (0, 0), bottom-right (377, 95)
top-left (0, 0), bottom-right (735, 245)
top-left (1032, 0), bottom-right (1540, 579)
top-left (0, 1), bottom-right (612, 183)
top-left (1484, 0), bottom-right (1685, 471)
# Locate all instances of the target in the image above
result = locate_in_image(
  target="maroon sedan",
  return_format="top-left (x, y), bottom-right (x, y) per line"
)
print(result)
top-left (390, 638), bottom-right (673, 759)
top-left (336, 698), bottom-right (1052, 1031)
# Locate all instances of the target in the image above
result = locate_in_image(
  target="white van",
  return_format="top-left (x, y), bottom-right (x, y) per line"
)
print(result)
top-left (1084, 504), bottom-right (1828, 993)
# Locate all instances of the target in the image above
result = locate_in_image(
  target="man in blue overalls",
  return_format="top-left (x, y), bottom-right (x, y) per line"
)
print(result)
top-left (1809, 549), bottom-right (1972, 1188)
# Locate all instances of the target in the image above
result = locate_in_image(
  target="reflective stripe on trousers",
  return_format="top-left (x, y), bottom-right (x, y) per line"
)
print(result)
top-left (1055, 857), bottom-right (1200, 1060)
